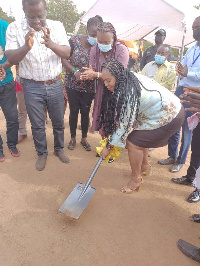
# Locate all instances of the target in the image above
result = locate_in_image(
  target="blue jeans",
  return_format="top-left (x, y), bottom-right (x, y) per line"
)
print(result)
top-left (0, 80), bottom-right (19, 151)
top-left (168, 86), bottom-right (193, 164)
top-left (22, 79), bottom-right (65, 156)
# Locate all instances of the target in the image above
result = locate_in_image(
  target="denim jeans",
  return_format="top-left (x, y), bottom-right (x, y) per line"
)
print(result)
top-left (22, 79), bottom-right (65, 156)
top-left (0, 80), bottom-right (19, 151)
top-left (168, 86), bottom-right (193, 164)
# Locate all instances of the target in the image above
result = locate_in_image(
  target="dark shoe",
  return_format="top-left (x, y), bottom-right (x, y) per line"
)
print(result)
top-left (108, 158), bottom-right (114, 163)
top-left (80, 141), bottom-right (91, 151)
top-left (96, 153), bottom-right (100, 157)
top-left (68, 140), bottom-right (76, 150)
top-left (177, 239), bottom-right (200, 263)
top-left (187, 189), bottom-right (200, 203)
top-left (190, 214), bottom-right (200, 223)
top-left (36, 156), bottom-right (47, 171)
top-left (18, 134), bottom-right (27, 143)
top-left (9, 147), bottom-right (20, 157)
top-left (158, 157), bottom-right (176, 165)
top-left (170, 163), bottom-right (183, 173)
top-left (171, 175), bottom-right (194, 186)
top-left (0, 150), bottom-right (5, 162)
top-left (54, 150), bottom-right (70, 163)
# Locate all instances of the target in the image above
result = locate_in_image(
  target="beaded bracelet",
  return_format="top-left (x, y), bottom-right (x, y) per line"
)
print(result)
top-left (71, 67), bottom-right (77, 74)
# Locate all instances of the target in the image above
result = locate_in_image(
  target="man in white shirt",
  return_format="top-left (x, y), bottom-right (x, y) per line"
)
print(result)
top-left (5, 0), bottom-right (71, 171)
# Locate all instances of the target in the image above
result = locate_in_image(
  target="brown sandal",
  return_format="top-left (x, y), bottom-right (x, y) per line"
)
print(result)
top-left (80, 141), bottom-right (91, 151)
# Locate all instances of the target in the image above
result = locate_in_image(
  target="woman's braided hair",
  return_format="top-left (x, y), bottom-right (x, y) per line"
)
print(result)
top-left (97, 22), bottom-right (117, 59)
top-left (99, 59), bottom-right (141, 139)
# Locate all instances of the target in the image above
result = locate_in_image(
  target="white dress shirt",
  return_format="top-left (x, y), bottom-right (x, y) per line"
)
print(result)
top-left (6, 19), bottom-right (69, 81)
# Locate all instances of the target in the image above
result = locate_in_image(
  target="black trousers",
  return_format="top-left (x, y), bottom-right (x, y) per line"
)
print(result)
top-left (66, 88), bottom-right (94, 139)
top-left (187, 122), bottom-right (200, 180)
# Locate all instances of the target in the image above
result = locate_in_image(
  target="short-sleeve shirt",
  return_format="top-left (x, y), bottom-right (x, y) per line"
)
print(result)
top-left (65, 34), bottom-right (94, 93)
top-left (0, 20), bottom-right (13, 86)
top-left (5, 19), bottom-right (69, 81)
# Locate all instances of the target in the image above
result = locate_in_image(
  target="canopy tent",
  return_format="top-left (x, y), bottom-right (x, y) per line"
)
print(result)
top-left (75, 0), bottom-right (199, 48)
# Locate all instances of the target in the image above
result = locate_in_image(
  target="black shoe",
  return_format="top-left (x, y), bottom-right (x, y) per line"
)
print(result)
top-left (177, 239), bottom-right (200, 263)
top-left (68, 140), bottom-right (76, 150)
top-left (187, 189), bottom-right (200, 203)
top-left (171, 175), bottom-right (194, 186)
top-left (170, 163), bottom-right (183, 173)
top-left (158, 157), bottom-right (176, 165)
top-left (190, 214), bottom-right (200, 223)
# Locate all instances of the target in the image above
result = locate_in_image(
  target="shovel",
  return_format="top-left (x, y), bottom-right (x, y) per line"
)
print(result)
top-left (59, 156), bottom-right (103, 219)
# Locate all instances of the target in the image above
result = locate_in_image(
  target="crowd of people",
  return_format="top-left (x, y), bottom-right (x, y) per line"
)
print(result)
top-left (0, 0), bottom-right (200, 263)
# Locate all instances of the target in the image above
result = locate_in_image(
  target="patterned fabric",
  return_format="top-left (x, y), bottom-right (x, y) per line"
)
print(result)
top-left (110, 73), bottom-right (181, 148)
top-left (141, 60), bottom-right (176, 90)
top-left (65, 35), bottom-right (94, 93)
top-left (5, 19), bottom-right (69, 81)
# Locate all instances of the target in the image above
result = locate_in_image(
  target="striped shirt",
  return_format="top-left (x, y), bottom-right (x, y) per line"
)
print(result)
top-left (5, 19), bottom-right (69, 81)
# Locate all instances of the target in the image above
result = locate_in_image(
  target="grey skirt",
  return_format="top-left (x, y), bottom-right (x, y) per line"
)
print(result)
top-left (127, 105), bottom-right (185, 148)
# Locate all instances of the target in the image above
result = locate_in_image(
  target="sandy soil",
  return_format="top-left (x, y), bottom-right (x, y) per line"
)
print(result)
top-left (0, 108), bottom-right (199, 266)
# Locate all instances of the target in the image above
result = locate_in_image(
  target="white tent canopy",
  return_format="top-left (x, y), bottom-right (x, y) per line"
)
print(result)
top-left (75, 0), bottom-right (199, 48)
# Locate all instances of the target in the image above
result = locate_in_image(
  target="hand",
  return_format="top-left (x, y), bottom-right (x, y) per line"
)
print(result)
top-left (183, 86), bottom-right (200, 94)
top-left (25, 28), bottom-right (35, 50)
top-left (74, 70), bottom-right (81, 81)
top-left (181, 91), bottom-right (200, 112)
top-left (80, 65), bottom-right (95, 80)
top-left (0, 65), bottom-right (6, 81)
top-left (41, 27), bottom-right (54, 49)
top-left (176, 61), bottom-right (188, 77)
top-left (101, 147), bottom-right (110, 159)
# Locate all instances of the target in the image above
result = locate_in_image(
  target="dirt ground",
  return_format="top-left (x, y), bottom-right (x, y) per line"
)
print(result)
top-left (0, 107), bottom-right (199, 266)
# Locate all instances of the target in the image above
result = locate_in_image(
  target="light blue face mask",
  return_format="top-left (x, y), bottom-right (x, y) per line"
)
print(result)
top-left (154, 54), bottom-right (165, 65)
top-left (87, 36), bottom-right (97, 46)
top-left (98, 43), bottom-right (112, 53)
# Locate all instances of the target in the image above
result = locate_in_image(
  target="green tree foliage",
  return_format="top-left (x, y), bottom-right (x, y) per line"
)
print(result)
top-left (0, 7), bottom-right (15, 24)
top-left (47, 0), bottom-right (83, 33)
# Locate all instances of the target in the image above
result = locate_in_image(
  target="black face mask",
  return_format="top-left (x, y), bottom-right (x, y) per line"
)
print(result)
top-left (193, 28), bottom-right (200, 41)
top-left (155, 35), bottom-right (163, 45)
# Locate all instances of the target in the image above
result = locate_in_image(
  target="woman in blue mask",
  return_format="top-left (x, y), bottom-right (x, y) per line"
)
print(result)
top-left (62, 15), bottom-right (103, 151)
top-left (80, 22), bottom-right (129, 161)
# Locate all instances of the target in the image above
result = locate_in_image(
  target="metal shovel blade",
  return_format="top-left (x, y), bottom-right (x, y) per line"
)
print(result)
top-left (59, 183), bottom-right (96, 219)
top-left (59, 157), bottom-right (102, 219)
